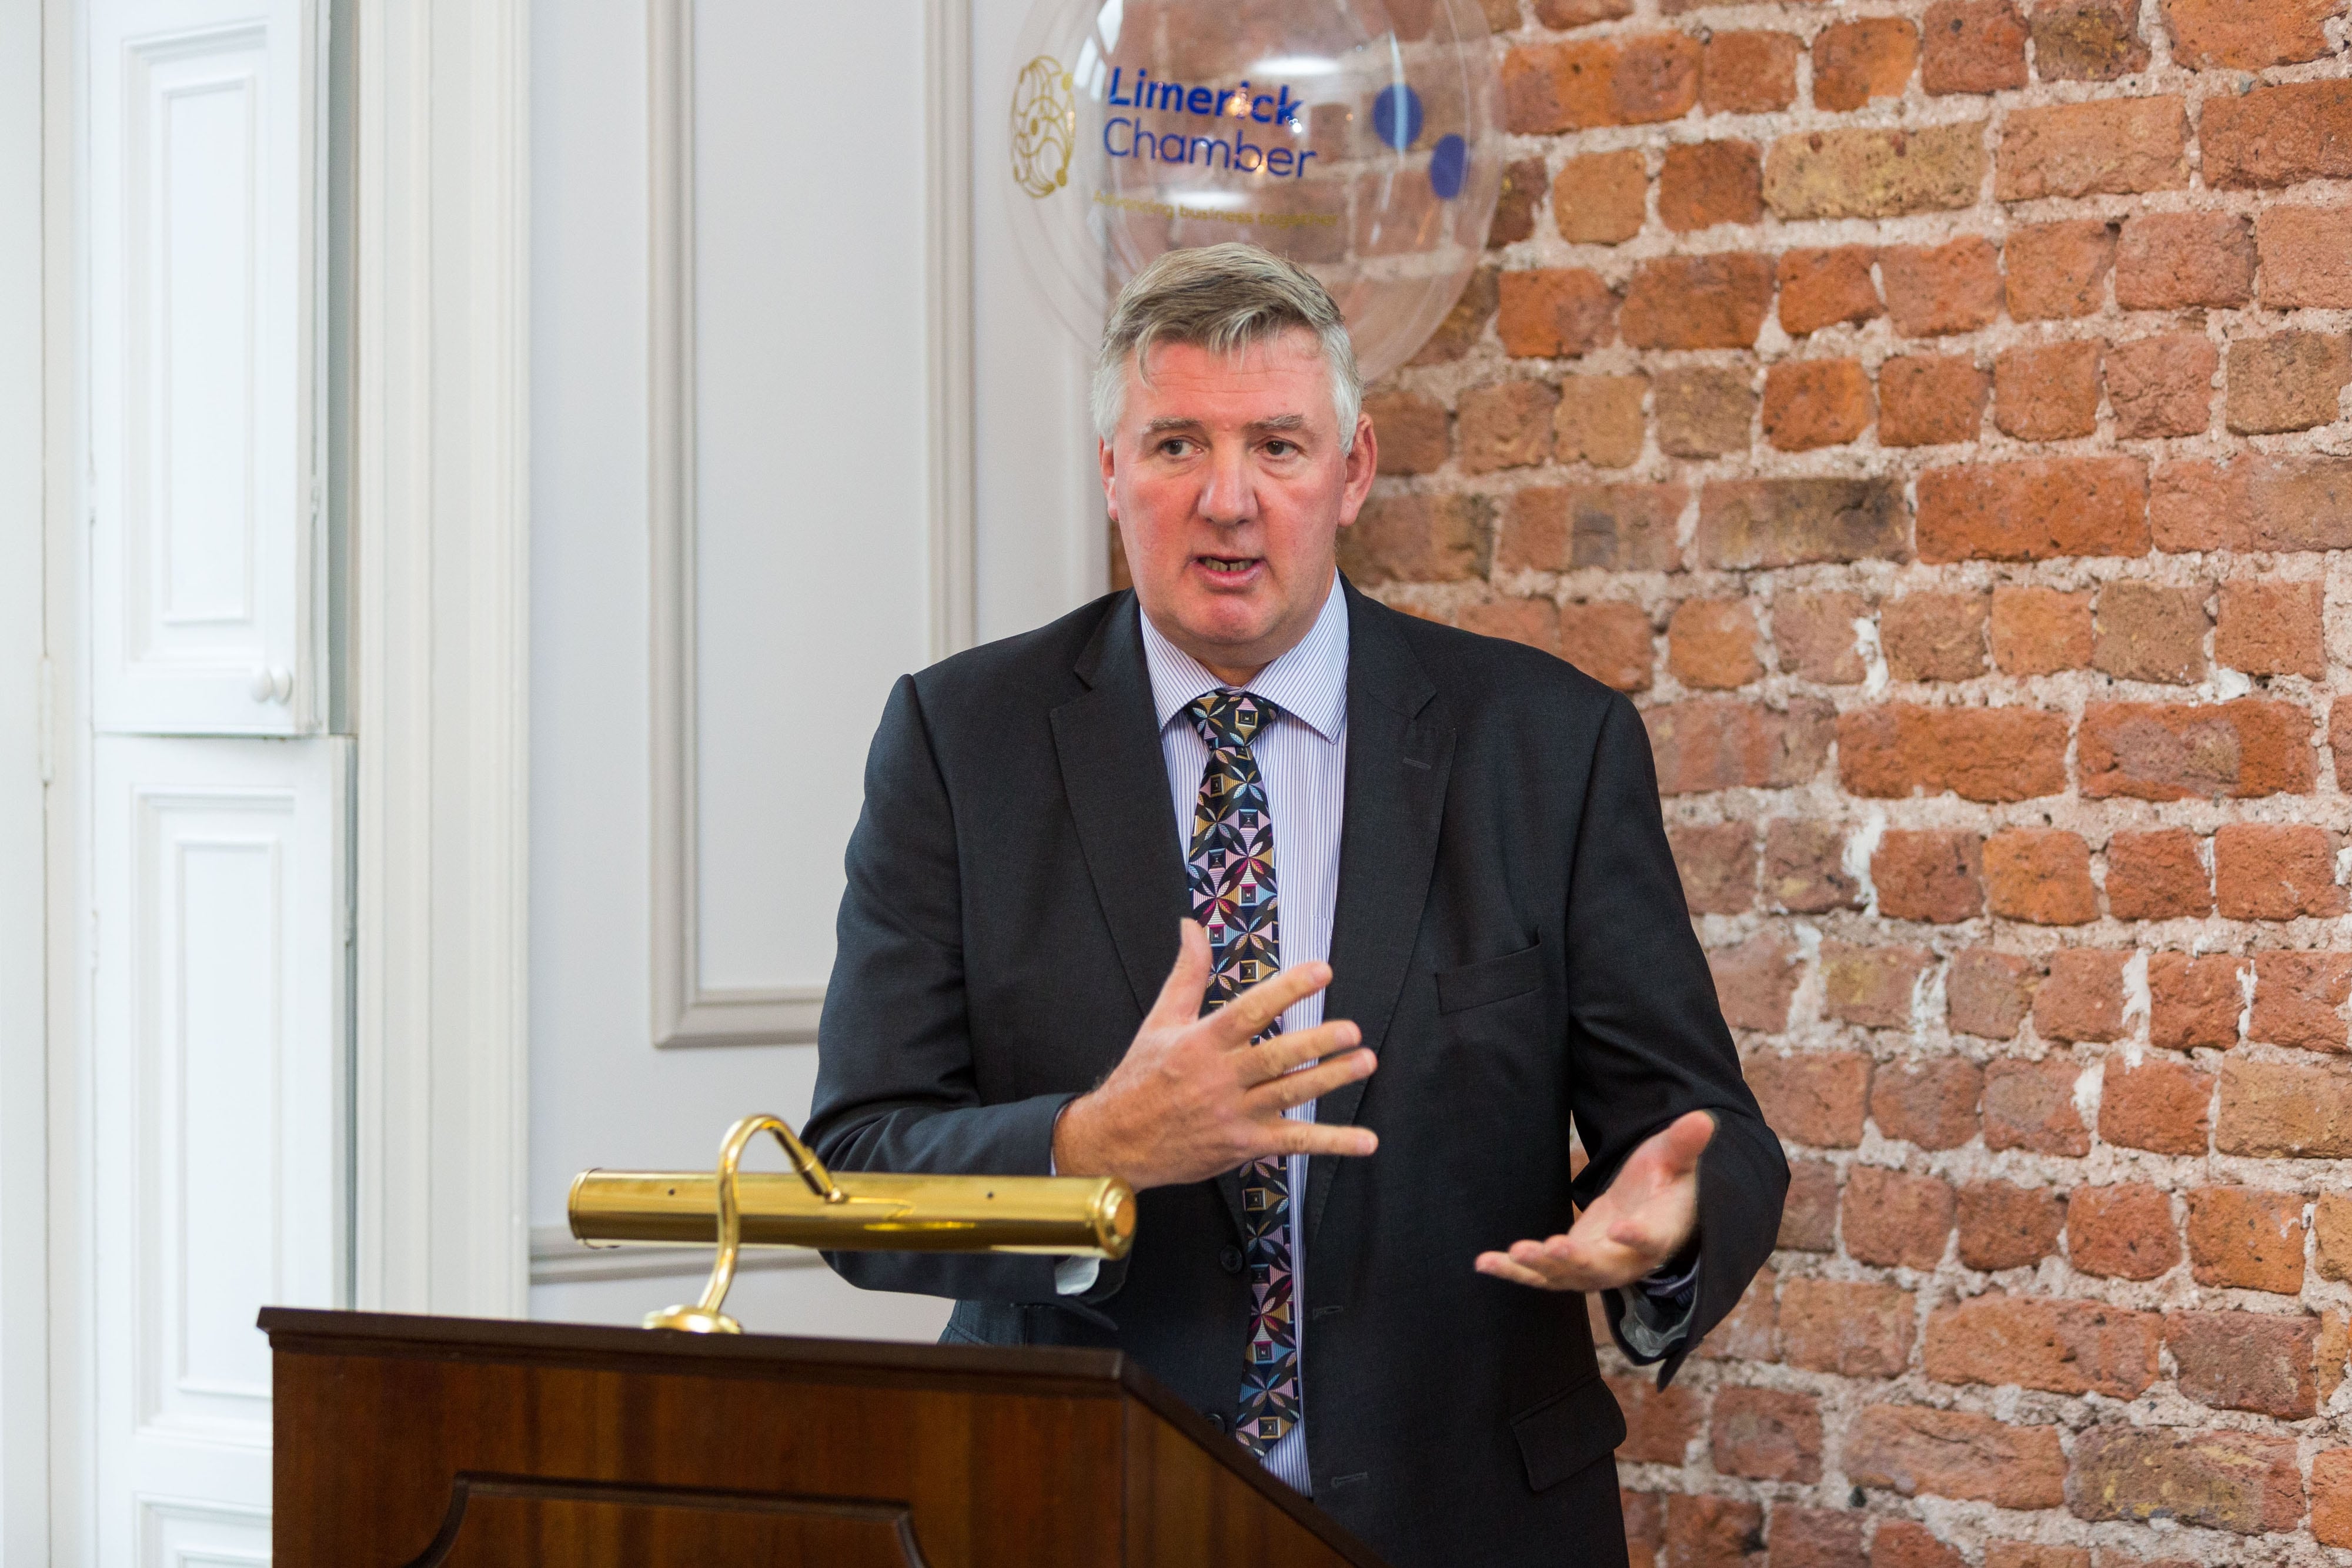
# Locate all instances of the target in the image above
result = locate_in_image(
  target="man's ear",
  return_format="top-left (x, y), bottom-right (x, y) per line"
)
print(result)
top-left (1098, 436), bottom-right (1118, 521)
top-left (1336, 412), bottom-right (1378, 529)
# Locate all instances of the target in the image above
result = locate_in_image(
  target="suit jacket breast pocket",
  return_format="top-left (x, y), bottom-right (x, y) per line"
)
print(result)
top-left (1435, 940), bottom-right (1545, 1015)
top-left (1433, 942), bottom-right (1554, 1112)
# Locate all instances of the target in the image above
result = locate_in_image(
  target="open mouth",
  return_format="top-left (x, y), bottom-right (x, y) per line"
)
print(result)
top-left (1195, 555), bottom-right (1262, 579)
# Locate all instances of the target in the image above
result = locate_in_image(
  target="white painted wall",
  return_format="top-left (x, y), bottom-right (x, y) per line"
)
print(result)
top-left (0, 0), bottom-right (49, 1552)
top-left (973, 0), bottom-right (1106, 641)
top-left (691, 0), bottom-right (931, 995)
top-left (526, 0), bottom-right (1100, 1337)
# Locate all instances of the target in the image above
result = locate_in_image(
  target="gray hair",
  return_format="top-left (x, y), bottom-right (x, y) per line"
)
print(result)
top-left (1091, 243), bottom-right (1364, 453)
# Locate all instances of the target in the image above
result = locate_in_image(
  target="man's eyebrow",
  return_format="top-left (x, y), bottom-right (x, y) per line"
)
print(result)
top-left (1137, 413), bottom-right (1315, 439)
top-left (1139, 413), bottom-right (1311, 433)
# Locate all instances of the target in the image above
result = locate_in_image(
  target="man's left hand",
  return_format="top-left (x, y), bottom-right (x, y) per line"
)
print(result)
top-left (1473, 1111), bottom-right (1716, 1293)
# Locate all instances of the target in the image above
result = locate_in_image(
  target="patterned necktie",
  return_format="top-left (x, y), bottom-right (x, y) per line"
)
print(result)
top-left (1183, 689), bottom-right (1299, 1457)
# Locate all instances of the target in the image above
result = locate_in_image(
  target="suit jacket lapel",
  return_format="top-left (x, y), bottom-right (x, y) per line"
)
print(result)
top-left (1309, 583), bottom-right (1452, 1245)
top-left (1051, 594), bottom-right (1190, 1024)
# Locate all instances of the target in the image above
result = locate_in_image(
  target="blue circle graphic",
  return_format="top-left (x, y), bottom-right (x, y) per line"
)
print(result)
top-left (1429, 133), bottom-right (1468, 200)
top-left (1371, 83), bottom-right (1424, 151)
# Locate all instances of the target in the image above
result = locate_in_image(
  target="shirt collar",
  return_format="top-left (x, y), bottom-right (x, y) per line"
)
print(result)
top-left (1138, 573), bottom-right (1349, 743)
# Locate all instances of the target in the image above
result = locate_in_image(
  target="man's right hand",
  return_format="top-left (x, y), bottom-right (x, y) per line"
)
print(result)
top-left (1051, 919), bottom-right (1379, 1191)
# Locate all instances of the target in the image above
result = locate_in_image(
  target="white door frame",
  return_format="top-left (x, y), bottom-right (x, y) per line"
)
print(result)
top-left (1, 0), bottom-right (52, 1556)
top-left (38, 0), bottom-right (93, 1555)
top-left (345, 0), bottom-right (532, 1319)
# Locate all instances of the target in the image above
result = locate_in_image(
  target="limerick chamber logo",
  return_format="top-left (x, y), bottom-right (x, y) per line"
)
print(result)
top-left (1010, 55), bottom-right (1076, 198)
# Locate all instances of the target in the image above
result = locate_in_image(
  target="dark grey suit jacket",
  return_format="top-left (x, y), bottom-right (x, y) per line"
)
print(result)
top-left (805, 580), bottom-right (1786, 1568)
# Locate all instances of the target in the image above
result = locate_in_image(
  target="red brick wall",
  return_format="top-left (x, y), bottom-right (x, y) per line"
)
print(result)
top-left (1344, 0), bottom-right (2352, 1560)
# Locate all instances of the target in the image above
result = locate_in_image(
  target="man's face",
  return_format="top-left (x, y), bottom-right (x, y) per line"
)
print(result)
top-left (1100, 328), bottom-right (1377, 683)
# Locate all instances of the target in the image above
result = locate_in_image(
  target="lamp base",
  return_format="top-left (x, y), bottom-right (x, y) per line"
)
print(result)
top-left (643, 1304), bottom-right (741, 1333)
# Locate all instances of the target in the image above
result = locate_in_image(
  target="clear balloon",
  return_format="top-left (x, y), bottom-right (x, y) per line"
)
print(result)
top-left (1004, 0), bottom-right (1501, 383)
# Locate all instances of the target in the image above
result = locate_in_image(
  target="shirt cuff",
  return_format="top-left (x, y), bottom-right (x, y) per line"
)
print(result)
top-left (1642, 1253), bottom-right (1701, 1298)
top-left (1047, 1099), bottom-right (1097, 1295)
top-left (1611, 1261), bottom-right (1701, 1363)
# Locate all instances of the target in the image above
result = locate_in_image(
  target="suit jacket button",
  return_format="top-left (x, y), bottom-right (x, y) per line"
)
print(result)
top-left (1205, 1412), bottom-right (1226, 1432)
top-left (1219, 1245), bottom-right (1245, 1273)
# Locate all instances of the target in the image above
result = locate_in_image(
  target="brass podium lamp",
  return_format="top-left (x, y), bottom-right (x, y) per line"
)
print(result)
top-left (569, 1114), bottom-right (1137, 1333)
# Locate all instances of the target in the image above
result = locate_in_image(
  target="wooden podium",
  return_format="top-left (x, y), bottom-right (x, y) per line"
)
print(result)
top-left (260, 1308), bottom-right (1387, 1567)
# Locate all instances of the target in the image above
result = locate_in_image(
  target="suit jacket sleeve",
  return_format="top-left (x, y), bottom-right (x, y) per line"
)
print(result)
top-left (1564, 693), bottom-right (1788, 1386)
top-left (800, 673), bottom-right (1077, 1304)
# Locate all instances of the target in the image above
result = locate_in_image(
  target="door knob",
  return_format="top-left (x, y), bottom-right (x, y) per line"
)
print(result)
top-left (248, 666), bottom-right (293, 704)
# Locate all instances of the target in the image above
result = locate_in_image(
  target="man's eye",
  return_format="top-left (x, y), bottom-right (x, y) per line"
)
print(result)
top-left (1157, 439), bottom-right (1194, 457)
top-left (1264, 440), bottom-right (1298, 457)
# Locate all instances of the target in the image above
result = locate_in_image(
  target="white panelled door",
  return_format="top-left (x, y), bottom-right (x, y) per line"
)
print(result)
top-left (89, 737), bottom-right (346, 1563)
top-left (83, 0), bottom-right (336, 1553)
top-left (89, 0), bottom-right (323, 737)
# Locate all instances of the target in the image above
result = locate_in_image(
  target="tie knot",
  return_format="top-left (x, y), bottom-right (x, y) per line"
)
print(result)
top-left (1186, 689), bottom-right (1275, 752)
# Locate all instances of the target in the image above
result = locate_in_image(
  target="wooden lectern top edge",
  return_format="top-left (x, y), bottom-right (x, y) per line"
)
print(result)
top-left (259, 1308), bottom-right (1389, 1568)
top-left (261, 1306), bottom-right (1121, 1380)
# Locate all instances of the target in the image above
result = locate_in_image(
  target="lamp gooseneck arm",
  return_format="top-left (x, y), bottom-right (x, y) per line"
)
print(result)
top-left (647, 1113), bottom-right (839, 1334)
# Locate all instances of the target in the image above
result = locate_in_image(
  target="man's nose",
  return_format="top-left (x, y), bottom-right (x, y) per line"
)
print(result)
top-left (1197, 443), bottom-right (1258, 526)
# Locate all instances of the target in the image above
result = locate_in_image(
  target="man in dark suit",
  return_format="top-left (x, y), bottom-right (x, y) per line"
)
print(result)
top-left (806, 243), bottom-right (1786, 1567)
